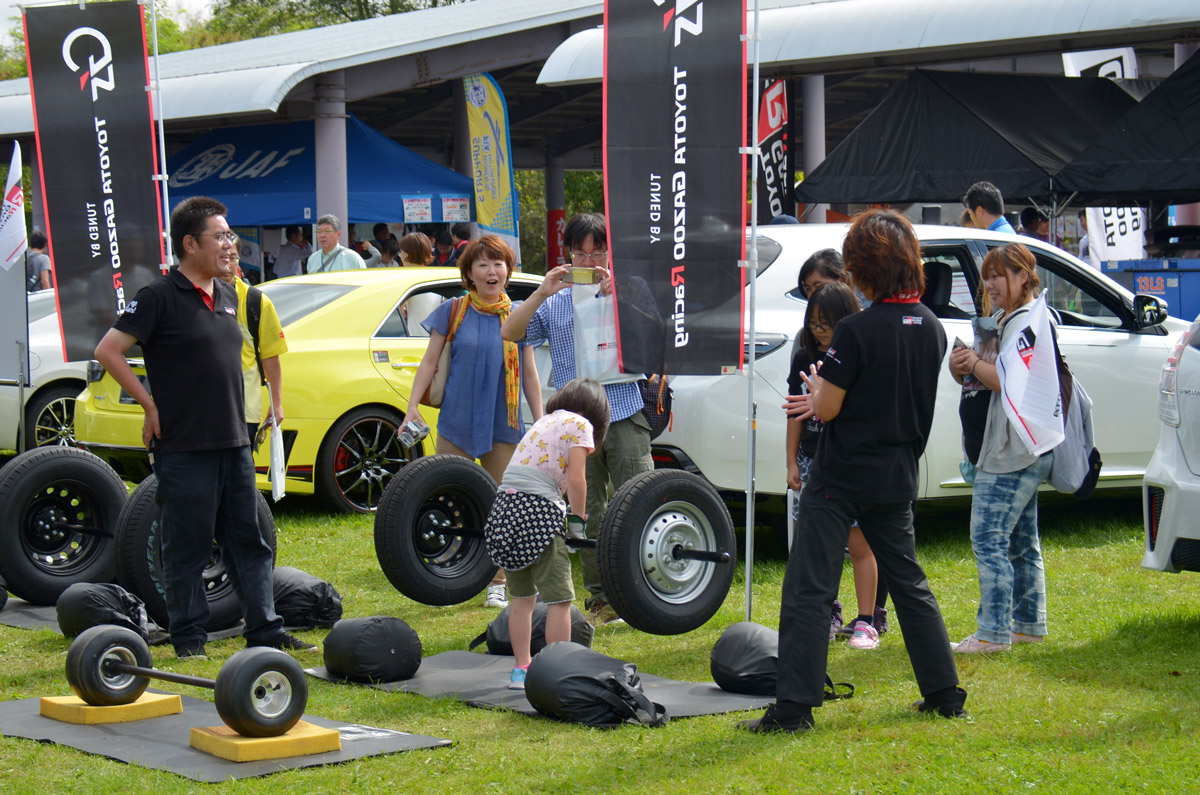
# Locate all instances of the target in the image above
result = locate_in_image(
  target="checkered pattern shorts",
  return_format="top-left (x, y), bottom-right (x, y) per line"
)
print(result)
top-left (484, 489), bottom-right (566, 571)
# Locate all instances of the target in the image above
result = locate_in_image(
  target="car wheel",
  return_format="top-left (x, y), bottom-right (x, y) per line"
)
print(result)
top-left (23, 384), bottom-right (81, 450)
top-left (374, 454), bottom-right (497, 606)
top-left (316, 406), bottom-right (416, 513)
top-left (114, 474), bottom-right (277, 632)
top-left (598, 470), bottom-right (736, 635)
top-left (0, 447), bottom-right (125, 605)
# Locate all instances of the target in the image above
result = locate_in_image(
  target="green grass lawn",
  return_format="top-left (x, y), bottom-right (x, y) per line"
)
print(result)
top-left (4, 490), bottom-right (1200, 793)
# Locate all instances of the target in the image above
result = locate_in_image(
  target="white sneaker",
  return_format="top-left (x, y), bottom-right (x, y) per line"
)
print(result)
top-left (485, 583), bottom-right (508, 608)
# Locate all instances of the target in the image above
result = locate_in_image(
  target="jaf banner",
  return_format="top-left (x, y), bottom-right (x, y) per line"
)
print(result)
top-left (463, 73), bottom-right (520, 263)
top-left (25, 0), bottom-right (165, 362)
top-left (0, 142), bottom-right (26, 269)
top-left (756, 79), bottom-right (790, 224)
top-left (604, 0), bottom-right (747, 376)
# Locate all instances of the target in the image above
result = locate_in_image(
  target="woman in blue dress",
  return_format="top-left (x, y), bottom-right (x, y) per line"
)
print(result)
top-left (403, 235), bottom-right (543, 607)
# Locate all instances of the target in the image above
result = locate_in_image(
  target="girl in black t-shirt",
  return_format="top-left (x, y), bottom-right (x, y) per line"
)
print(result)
top-left (786, 283), bottom-right (884, 650)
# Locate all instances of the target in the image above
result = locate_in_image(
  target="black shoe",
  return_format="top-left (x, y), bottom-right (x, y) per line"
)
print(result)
top-left (737, 703), bottom-right (815, 734)
top-left (912, 686), bottom-right (968, 718)
top-left (174, 642), bottom-right (207, 661)
top-left (253, 633), bottom-right (319, 652)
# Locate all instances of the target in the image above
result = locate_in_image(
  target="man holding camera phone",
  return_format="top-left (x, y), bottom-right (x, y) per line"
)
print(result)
top-left (502, 213), bottom-right (653, 626)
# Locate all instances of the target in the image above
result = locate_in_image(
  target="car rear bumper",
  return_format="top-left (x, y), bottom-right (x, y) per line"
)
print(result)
top-left (1143, 425), bottom-right (1200, 572)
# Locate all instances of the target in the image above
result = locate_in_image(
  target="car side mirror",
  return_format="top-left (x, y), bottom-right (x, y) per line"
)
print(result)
top-left (1134, 294), bottom-right (1169, 328)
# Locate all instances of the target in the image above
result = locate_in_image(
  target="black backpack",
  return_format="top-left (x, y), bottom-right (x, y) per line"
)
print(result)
top-left (468, 600), bottom-right (593, 656)
top-left (524, 642), bottom-right (668, 727)
top-left (55, 582), bottom-right (148, 639)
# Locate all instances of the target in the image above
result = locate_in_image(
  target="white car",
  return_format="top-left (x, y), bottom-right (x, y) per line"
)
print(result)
top-left (654, 223), bottom-right (1182, 521)
top-left (1143, 312), bottom-right (1200, 572)
top-left (0, 291), bottom-right (89, 452)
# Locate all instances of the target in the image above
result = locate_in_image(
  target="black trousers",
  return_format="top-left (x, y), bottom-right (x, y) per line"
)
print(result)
top-left (156, 446), bottom-right (282, 649)
top-left (777, 488), bottom-right (959, 707)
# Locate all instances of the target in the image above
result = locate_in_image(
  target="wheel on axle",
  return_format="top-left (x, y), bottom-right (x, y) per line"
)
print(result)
top-left (374, 454), bottom-right (497, 606)
top-left (0, 447), bottom-right (126, 605)
top-left (214, 647), bottom-right (307, 737)
top-left (598, 469), bottom-right (736, 635)
top-left (66, 625), bottom-right (152, 707)
top-left (114, 474), bottom-right (277, 632)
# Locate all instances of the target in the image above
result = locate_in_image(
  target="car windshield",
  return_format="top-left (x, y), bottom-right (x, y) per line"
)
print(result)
top-left (260, 282), bottom-right (358, 327)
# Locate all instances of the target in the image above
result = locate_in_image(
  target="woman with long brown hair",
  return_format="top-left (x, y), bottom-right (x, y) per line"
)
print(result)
top-left (947, 242), bottom-right (1052, 654)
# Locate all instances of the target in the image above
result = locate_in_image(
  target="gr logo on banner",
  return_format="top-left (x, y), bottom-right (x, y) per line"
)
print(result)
top-left (653, 0), bottom-right (704, 46)
top-left (61, 27), bottom-right (115, 101)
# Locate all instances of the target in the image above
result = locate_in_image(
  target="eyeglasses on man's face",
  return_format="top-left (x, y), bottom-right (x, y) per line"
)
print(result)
top-left (196, 232), bottom-right (237, 244)
top-left (570, 250), bottom-right (608, 264)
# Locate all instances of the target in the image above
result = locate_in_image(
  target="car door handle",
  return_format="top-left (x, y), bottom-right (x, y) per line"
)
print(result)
top-left (391, 361), bottom-right (420, 369)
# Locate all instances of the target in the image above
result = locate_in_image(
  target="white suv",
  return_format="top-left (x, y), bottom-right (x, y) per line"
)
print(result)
top-left (653, 223), bottom-right (1182, 518)
top-left (1143, 312), bottom-right (1200, 572)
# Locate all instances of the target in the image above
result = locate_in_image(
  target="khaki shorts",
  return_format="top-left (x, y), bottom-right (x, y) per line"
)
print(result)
top-left (504, 537), bottom-right (574, 604)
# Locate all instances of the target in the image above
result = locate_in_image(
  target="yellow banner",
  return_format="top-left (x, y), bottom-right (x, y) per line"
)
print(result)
top-left (463, 73), bottom-right (520, 260)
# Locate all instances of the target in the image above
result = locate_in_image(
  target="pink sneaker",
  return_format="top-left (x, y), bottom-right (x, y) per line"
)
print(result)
top-left (847, 620), bottom-right (880, 650)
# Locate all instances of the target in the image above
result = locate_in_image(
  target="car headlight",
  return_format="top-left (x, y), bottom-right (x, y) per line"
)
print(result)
top-left (743, 332), bottom-right (789, 360)
top-left (86, 360), bottom-right (105, 383)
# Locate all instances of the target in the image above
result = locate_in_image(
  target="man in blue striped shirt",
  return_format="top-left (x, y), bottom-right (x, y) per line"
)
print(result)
top-left (503, 214), bottom-right (652, 626)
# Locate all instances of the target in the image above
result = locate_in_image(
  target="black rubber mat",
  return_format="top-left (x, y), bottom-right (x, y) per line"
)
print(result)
top-left (307, 649), bottom-right (772, 718)
top-left (0, 692), bottom-right (451, 782)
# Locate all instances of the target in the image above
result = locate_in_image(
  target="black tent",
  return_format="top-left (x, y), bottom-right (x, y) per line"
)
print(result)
top-left (793, 70), bottom-right (1137, 206)
top-left (1057, 53), bottom-right (1200, 206)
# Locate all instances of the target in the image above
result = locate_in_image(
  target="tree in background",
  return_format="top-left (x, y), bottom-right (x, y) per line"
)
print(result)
top-left (208, 0), bottom-right (464, 39)
top-left (516, 170), bottom-right (604, 274)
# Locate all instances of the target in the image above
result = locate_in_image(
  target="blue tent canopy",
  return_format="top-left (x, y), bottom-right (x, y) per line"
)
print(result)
top-left (166, 115), bottom-right (474, 225)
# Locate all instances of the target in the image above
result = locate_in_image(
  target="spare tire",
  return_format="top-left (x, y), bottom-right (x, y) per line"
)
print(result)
top-left (598, 469), bottom-right (736, 635)
top-left (374, 454), bottom-right (497, 606)
top-left (0, 447), bottom-right (126, 605)
top-left (114, 474), bottom-right (277, 631)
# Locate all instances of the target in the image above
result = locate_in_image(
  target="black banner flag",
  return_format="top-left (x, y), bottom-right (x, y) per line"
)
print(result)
top-left (25, 1), bottom-right (164, 362)
top-left (604, 0), bottom-right (747, 376)
top-left (756, 78), bottom-right (790, 223)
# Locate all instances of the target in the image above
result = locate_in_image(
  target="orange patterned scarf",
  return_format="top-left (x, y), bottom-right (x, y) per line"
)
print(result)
top-left (468, 290), bottom-right (519, 428)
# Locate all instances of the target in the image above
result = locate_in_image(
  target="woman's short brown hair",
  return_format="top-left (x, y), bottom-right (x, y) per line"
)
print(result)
top-left (399, 232), bottom-right (433, 266)
top-left (458, 234), bottom-right (516, 291)
top-left (841, 209), bottom-right (924, 302)
top-left (980, 242), bottom-right (1040, 309)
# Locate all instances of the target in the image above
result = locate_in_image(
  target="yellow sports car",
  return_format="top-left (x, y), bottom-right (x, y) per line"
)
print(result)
top-left (74, 268), bottom-right (546, 512)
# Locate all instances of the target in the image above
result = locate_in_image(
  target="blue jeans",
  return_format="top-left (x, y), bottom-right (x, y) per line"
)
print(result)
top-left (969, 452), bottom-right (1053, 643)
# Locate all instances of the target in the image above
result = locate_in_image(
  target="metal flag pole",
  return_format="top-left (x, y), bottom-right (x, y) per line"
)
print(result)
top-left (15, 340), bottom-right (26, 452)
top-left (741, 0), bottom-right (763, 621)
top-left (147, 0), bottom-right (172, 268)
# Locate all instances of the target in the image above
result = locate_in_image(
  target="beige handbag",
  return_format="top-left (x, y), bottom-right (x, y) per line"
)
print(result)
top-left (420, 297), bottom-right (468, 407)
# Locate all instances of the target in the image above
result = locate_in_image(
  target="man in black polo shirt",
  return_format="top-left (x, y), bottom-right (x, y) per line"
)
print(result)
top-left (94, 196), bottom-right (314, 660)
top-left (741, 209), bottom-right (964, 733)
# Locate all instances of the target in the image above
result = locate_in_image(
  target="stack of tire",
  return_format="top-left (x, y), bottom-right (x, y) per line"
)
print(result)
top-left (0, 447), bottom-right (274, 632)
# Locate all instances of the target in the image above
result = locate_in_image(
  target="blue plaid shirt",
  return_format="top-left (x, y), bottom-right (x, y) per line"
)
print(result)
top-left (524, 290), bottom-right (644, 423)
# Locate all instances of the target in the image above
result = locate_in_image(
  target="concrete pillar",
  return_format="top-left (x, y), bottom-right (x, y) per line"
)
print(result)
top-left (452, 79), bottom-right (479, 239)
top-left (1175, 44), bottom-right (1200, 227)
top-left (802, 75), bottom-right (827, 224)
top-left (313, 70), bottom-right (348, 245)
top-left (545, 154), bottom-right (566, 271)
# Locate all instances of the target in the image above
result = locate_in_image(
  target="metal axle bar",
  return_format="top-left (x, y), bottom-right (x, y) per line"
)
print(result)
top-left (105, 661), bottom-right (215, 690)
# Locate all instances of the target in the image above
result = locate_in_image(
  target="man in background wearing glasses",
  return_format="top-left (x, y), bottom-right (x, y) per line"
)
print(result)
top-left (95, 197), bottom-right (315, 660)
top-left (502, 213), bottom-right (654, 626)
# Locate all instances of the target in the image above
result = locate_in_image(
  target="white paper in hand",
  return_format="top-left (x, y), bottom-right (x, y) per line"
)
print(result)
top-left (996, 293), bottom-right (1064, 455)
top-left (269, 420), bottom-right (285, 502)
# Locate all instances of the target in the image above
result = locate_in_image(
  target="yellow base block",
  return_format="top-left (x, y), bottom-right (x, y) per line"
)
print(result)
top-left (189, 720), bottom-right (341, 762)
top-left (40, 693), bottom-right (183, 725)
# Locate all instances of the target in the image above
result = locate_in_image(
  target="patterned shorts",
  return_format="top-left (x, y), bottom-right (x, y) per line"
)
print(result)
top-left (484, 489), bottom-right (566, 571)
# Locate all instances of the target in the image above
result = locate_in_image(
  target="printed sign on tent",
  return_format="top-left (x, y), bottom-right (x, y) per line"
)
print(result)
top-left (756, 79), bottom-right (790, 224)
top-left (402, 196), bottom-right (433, 224)
top-left (25, 0), bottom-right (165, 363)
top-left (441, 195), bottom-right (470, 222)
